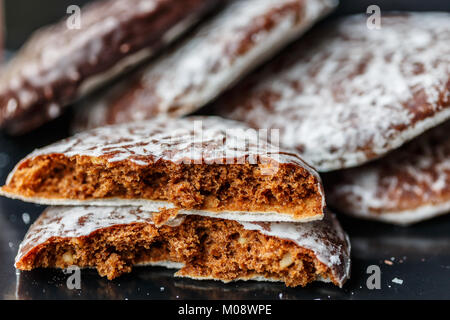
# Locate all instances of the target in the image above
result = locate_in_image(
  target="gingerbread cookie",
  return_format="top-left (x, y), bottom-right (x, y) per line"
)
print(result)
top-left (1, 116), bottom-right (324, 222)
top-left (325, 121), bottom-right (450, 225)
top-left (0, 0), bottom-right (220, 134)
top-left (214, 13), bottom-right (450, 171)
top-left (72, 0), bottom-right (337, 131)
top-left (15, 206), bottom-right (350, 287)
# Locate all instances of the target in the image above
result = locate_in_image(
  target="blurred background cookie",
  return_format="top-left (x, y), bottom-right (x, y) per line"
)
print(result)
top-left (325, 121), bottom-right (450, 225)
top-left (0, 0), bottom-right (221, 135)
top-left (72, 0), bottom-right (338, 131)
top-left (213, 13), bottom-right (450, 172)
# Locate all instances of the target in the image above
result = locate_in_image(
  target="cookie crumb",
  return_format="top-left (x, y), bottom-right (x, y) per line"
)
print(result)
top-left (22, 213), bottom-right (30, 224)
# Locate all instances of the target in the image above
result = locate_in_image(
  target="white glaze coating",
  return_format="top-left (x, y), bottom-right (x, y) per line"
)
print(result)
top-left (2, 116), bottom-right (325, 222)
top-left (217, 13), bottom-right (450, 171)
top-left (326, 121), bottom-right (450, 225)
top-left (8, 116), bottom-right (319, 175)
top-left (74, 0), bottom-right (337, 130)
top-left (15, 206), bottom-right (350, 287)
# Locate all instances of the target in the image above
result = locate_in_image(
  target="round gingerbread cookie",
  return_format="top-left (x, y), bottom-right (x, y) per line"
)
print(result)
top-left (72, 0), bottom-right (338, 132)
top-left (0, 0), bottom-right (220, 135)
top-left (15, 205), bottom-right (350, 287)
top-left (325, 121), bottom-right (450, 225)
top-left (214, 13), bottom-right (450, 172)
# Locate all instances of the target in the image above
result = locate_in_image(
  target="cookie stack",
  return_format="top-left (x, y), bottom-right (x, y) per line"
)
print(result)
top-left (0, 0), bottom-right (353, 288)
top-left (2, 117), bottom-right (350, 287)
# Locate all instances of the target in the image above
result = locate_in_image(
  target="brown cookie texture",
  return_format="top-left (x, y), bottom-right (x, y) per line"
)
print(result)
top-left (325, 121), bottom-right (450, 225)
top-left (15, 206), bottom-right (350, 287)
top-left (72, 0), bottom-right (337, 132)
top-left (1, 116), bottom-right (324, 222)
top-left (0, 0), bottom-right (221, 135)
top-left (213, 13), bottom-right (450, 172)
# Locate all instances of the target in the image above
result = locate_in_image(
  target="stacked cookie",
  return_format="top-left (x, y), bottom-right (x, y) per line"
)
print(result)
top-left (0, 0), bottom-right (448, 294)
top-left (2, 117), bottom-right (350, 287)
top-left (72, 0), bottom-right (338, 131)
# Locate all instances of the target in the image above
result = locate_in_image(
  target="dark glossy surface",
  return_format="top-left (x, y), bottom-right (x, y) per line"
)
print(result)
top-left (1, 0), bottom-right (450, 300)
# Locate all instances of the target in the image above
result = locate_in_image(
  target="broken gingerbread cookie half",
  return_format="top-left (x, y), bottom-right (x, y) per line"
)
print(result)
top-left (1, 116), bottom-right (324, 222)
top-left (15, 206), bottom-right (350, 287)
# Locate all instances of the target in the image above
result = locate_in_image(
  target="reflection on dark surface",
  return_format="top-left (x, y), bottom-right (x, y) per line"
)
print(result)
top-left (16, 266), bottom-right (350, 300)
top-left (352, 236), bottom-right (450, 259)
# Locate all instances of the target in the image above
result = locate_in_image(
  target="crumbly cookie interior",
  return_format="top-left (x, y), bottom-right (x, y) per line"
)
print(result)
top-left (16, 216), bottom-right (335, 287)
top-left (4, 155), bottom-right (322, 219)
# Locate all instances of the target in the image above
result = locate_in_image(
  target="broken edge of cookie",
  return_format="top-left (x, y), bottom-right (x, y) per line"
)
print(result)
top-left (1, 117), bottom-right (325, 222)
top-left (15, 206), bottom-right (351, 288)
top-left (0, 0), bottom-right (221, 135)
